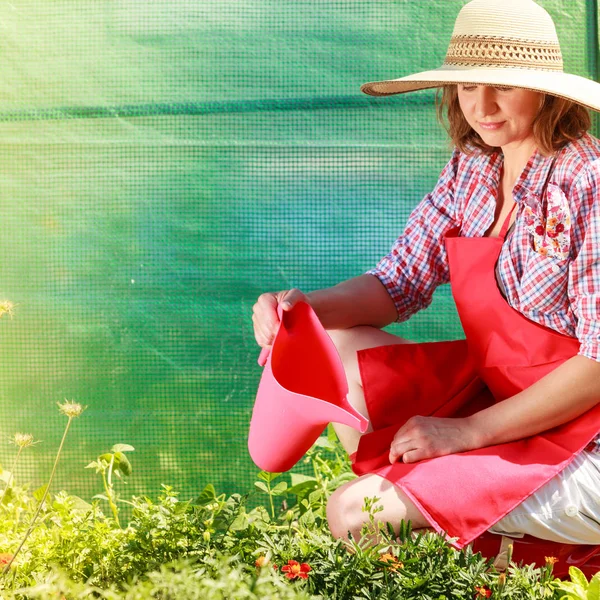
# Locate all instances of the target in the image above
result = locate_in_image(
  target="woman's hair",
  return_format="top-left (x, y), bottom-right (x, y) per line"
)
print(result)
top-left (436, 85), bottom-right (591, 156)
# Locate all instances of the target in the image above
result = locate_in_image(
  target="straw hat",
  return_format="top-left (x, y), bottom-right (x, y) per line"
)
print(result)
top-left (361, 0), bottom-right (600, 112)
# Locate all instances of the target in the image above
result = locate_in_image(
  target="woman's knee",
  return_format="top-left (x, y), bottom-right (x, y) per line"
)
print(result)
top-left (327, 328), bottom-right (364, 366)
top-left (326, 475), bottom-right (429, 541)
top-left (326, 480), bottom-right (368, 540)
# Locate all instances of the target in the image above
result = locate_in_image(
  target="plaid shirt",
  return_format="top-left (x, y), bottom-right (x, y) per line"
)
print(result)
top-left (369, 133), bottom-right (600, 362)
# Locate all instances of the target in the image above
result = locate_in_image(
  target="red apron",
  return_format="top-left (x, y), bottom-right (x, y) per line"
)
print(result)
top-left (353, 206), bottom-right (600, 548)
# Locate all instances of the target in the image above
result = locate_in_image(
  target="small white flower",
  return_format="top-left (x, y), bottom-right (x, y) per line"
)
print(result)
top-left (0, 301), bottom-right (15, 319)
top-left (57, 400), bottom-right (86, 419)
top-left (10, 433), bottom-right (37, 449)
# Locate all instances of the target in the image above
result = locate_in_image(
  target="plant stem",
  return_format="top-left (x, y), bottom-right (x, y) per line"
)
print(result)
top-left (0, 447), bottom-right (23, 509)
top-left (3, 417), bottom-right (73, 573)
top-left (101, 463), bottom-right (121, 528)
top-left (268, 480), bottom-right (275, 520)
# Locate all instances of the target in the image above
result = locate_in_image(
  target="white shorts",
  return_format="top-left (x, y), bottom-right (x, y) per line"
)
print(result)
top-left (488, 450), bottom-right (600, 544)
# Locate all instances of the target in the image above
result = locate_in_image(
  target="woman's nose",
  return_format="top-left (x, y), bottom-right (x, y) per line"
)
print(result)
top-left (474, 87), bottom-right (498, 117)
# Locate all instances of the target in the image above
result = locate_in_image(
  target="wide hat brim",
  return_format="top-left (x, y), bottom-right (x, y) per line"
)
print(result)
top-left (361, 66), bottom-right (600, 113)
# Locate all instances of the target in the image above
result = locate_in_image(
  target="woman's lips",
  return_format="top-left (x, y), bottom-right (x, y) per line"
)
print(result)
top-left (478, 121), bottom-right (505, 130)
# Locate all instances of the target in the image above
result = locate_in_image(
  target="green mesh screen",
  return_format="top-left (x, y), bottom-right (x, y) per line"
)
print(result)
top-left (0, 0), bottom-right (598, 500)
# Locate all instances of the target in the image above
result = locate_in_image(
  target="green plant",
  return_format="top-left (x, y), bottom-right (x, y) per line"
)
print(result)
top-left (254, 471), bottom-right (287, 519)
top-left (556, 567), bottom-right (600, 599)
top-left (0, 420), bottom-right (577, 599)
top-left (86, 443), bottom-right (135, 527)
top-left (3, 400), bottom-right (85, 573)
top-left (0, 433), bottom-right (38, 510)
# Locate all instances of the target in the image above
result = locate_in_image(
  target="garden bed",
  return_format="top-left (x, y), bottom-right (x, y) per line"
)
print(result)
top-left (0, 411), bottom-right (592, 599)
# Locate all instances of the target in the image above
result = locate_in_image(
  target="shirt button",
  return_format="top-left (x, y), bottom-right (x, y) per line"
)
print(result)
top-left (551, 264), bottom-right (560, 274)
top-left (565, 506), bottom-right (578, 517)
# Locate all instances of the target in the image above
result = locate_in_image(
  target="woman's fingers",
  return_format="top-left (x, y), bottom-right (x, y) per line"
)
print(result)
top-left (389, 416), bottom-right (474, 464)
top-left (279, 288), bottom-right (308, 310)
top-left (253, 293), bottom-right (280, 347)
top-left (252, 289), bottom-right (311, 348)
top-left (389, 437), bottom-right (417, 464)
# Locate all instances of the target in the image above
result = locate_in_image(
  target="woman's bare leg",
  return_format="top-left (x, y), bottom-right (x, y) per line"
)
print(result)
top-left (327, 326), bottom-right (410, 454)
top-left (327, 473), bottom-right (429, 542)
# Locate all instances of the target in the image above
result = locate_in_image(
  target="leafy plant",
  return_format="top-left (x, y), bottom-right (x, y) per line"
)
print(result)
top-left (86, 443), bottom-right (135, 527)
top-left (0, 412), bottom-right (583, 599)
top-left (3, 400), bottom-right (85, 573)
top-left (556, 567), bottom-right (600, 599)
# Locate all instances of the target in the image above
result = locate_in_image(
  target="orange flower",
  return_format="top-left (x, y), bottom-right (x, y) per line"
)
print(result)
top-left (474, 585), bottom-right (492, 598)
top-left (545, 556), bottom-right (559, 565)
top-left (281, 559), bottom-right (311, 580)
top-left (0, 553), bottom-right (13, 566)
top-left (255, 556), bottom-right (269, 568)
top-left (379, 552), bottom-right (404, 572)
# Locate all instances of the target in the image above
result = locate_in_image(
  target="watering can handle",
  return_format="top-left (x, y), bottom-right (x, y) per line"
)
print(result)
top-left (257, 305), bottom-right (286, 367)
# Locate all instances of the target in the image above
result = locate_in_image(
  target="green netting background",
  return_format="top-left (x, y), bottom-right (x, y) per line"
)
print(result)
top-left (0, 0), bottom-right (598, 502)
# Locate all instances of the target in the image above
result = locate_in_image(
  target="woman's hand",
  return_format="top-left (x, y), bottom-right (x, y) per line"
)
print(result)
top-left (252, 289), bottom-right (310, 350)
top-left (389, 415), bottom-right (481, 464)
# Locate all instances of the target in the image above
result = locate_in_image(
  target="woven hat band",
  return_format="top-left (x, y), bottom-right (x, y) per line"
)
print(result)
top-left (444, 35), bottom-right (564, 72)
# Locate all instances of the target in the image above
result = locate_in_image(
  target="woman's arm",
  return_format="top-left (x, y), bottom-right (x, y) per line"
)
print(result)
top-left (470, 354), bottom-right (600, 446)
top-left (307, 274), bottom-right (398, 330)
top-left (389, 354), bottom-right (600, 464)
top-left (252, 274), bottom-right (397, 349)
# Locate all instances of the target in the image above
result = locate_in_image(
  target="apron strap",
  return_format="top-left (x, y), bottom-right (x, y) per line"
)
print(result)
top-left (497, 150), bottom-right (561, 241)
top-left (498, 202), bottom-right (517, 240)
top-left (492, 535), bottom-right (514, 572)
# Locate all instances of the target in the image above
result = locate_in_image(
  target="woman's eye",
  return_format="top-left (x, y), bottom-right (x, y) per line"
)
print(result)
top-left (460, 85), bottom-right (477, 91)
top-left (494, 86), bottom-right (514, 92)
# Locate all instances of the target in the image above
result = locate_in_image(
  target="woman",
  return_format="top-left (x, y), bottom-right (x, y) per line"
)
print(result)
top-left (252, 0), bottom-right (600, 549)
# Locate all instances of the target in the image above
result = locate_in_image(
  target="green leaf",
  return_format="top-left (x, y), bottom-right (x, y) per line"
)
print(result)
top-left (254, 482), bottom-right (269, 494)
top-left (308, 489), bottom-right (323, 504)
top-left (194, 484), bottom-right (217, 506)
top-left (588, 573), bottom-right (600, 600)
top-left (326, 423), bottom-right (339, 443)
top-left (33, 484), bottom-right (49, 503)
top-left (111, 443), bottom-right (135, 453)
top-left (70, 495), bottom-right (93, 511)
top-left (229, 511), bottom-right (250, 531)
top-left (569, 567), bottom-right (589, 590)
top-left (312, 436), bottom-right (336, 450)
top-left (270, 481), bottom-right (288, 495)
top-left (290, 473), bottom-right (316, 487)
top-left (257, 471), bottom-right (281, 483)
top-left (299, 509), bottom-right (316, 527)
top-left (287, 480), bottom-right (318, 498)
top-left (113, 452), bottom-right (132, 476)
top-left (93, 494), bottom-right (109, 501)
top-left (0, 486), bottom-right (14, 504)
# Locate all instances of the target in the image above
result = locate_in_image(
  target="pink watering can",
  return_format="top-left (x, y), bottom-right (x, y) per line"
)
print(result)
top-left (248, 301), bottom-right (369, 472)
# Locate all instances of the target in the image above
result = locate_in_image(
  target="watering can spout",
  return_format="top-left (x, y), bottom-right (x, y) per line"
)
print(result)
top-left (248, 302), bottom-right (369, 472)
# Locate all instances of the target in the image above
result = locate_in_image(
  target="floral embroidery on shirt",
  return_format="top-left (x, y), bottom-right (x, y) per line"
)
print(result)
top-left (523, 183), bottom-right (571, 260)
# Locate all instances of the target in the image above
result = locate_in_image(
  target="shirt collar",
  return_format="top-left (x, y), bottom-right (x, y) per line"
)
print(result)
top-left (512, 149), bottom-right (557, 204)
top-left (475, 151), bottom-right (502, 192)
top-left (475, 148), bottom-right (557, 205)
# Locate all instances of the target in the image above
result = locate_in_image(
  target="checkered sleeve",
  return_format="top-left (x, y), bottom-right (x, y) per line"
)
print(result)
top-left (568, 159), bottom-right (600, 361)
top-left (367, 148), bottom-right (462, 322)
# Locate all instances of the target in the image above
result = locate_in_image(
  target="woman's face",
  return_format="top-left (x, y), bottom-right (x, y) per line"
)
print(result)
top-left (457, 84), bottom-right (543, 151)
